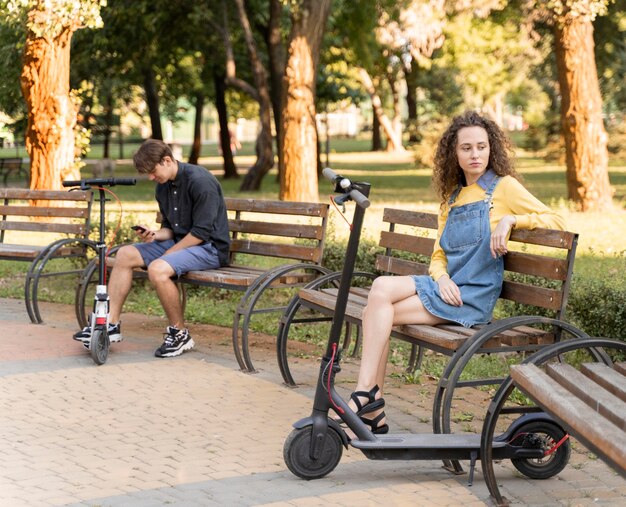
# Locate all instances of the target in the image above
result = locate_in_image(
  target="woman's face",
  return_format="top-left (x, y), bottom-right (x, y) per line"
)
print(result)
top-left (456, 126), bottom-right (490, 186)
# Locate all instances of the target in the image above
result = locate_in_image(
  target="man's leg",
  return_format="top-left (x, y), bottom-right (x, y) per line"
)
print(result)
top-left (74, 244), bottom-right (145, 344)
top-left (147, 259), bottom-right (184, 329)
top-left (108, 245), bottom-right (146, 324)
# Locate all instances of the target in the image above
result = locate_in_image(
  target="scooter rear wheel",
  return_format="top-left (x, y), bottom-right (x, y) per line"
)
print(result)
top-left (284, 426), bottom-right (343, 480)
top-left (90, 327), bottom-right (110, 365)
top-left (511, 420), bottom-right (570, 479)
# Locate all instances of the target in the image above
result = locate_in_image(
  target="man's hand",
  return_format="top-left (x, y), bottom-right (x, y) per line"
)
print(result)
top-left (437, 275), bottom-right (462, 306)
top-left (133, 225), bottom-right (156, 242)
top-left (491, 215), bottom-right (516, 258)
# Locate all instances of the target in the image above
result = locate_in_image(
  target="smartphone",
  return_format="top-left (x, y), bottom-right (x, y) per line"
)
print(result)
top-left (131, 225), bottom-right (147, 233)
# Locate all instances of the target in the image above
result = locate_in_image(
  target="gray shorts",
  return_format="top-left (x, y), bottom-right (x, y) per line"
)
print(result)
top-left (133, 239), bottom-right (221, 277)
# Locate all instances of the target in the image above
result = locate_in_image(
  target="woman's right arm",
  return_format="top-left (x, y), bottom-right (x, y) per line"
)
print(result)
top-left (428, 208), bottom-right (463, 306)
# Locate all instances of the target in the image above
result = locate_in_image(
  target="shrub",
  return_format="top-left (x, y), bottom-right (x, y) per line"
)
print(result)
top-left (567, 277), bottom-right (626, 341)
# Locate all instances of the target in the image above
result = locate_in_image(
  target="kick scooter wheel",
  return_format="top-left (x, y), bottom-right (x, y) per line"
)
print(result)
top-left (283, 426), bottom-right (343, 480)
top-left (90, 327), bottom-right (110, 365)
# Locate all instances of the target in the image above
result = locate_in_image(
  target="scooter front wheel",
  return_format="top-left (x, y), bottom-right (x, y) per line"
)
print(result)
top-left (284, 426), bottom-right (343, 480)
top-left (90, 327), bottom-right (110, 365)
top-left (510, 420), bottom-right (570, 479)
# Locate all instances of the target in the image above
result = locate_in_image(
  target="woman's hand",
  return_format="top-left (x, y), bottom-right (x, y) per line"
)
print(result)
top-left (491, 215), bottom-right (516, 258)
top-left (437, 275), bottom-right (462, 306)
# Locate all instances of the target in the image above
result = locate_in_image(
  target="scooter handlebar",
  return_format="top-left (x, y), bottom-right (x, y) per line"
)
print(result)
top-left (322, 167), bottom-right (370, 209)
top-left (63, 178), bottom-right (137, 188)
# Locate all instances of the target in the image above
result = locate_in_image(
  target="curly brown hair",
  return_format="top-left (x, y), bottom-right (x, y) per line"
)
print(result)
top-left (432, 111), bottom-right (519, 203)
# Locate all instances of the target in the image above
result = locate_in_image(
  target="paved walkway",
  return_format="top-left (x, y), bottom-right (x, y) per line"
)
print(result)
top-left (0, 298), bottom-right (624, 506)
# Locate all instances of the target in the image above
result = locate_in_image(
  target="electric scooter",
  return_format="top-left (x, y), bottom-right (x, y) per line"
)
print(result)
top-left (283, 168), bottom-right (571, 485)
top-left (63, 177), bottom-right (137, 365)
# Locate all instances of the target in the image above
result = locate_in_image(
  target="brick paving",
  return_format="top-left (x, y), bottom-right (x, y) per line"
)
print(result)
top-left (0, 298), bottom-right (624, 506)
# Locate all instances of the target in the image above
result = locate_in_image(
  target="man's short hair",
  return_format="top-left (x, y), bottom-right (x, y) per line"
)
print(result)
top-left (133, 139), bottom-right (174, 174)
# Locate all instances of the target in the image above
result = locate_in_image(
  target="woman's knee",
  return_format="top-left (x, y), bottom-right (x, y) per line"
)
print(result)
top-left (368, 276), bottom-right (400, 304)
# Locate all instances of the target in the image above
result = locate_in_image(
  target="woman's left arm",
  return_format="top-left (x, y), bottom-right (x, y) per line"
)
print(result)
top-left (490, 177), bottom-right (566, 258)
top-left (501, 177), bottom-right (566, 231)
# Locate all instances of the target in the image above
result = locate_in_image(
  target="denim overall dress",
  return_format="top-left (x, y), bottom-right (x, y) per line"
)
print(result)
top-left (411, 172), bottom-right (503, 327)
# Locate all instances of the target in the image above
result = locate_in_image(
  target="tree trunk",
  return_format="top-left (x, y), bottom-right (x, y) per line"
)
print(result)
top-left (372, 113), bottom-right (382, 151)
top-left (188, 92), bottom-right (204, 165)
top-left (279, 0), bottom-right (332, 202)
top-left (387, 69), bottom-right (404, 153)
top-left (266, 0), bottom-right (286, 179)
top-left (143, 67), bottom-right (163, 140)
top-left (359, 68), bottom-right (406, 153)
top-left (214, 72), bottom-right (238, 179)
top-left (21, 28), bottom-right (80, 191)
top-left (234, 0), bottom-right (274, 191)
top-left (404, 62), bottom-right (419, 143)
top-left (554, 18), bottom-right (613, 211)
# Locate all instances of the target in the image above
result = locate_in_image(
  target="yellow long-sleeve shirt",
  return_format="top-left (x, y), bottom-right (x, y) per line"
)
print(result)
top-left (429, 175), bottom-right (566, 282)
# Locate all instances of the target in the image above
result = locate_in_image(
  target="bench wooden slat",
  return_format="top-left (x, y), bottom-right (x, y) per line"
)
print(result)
top-left (230, 239), bottom-right (322, 263)
top-left (580, 363), bottom-right (626, 403)
top-left (184, 267), bottom-right (317, 287)
top-left (511, 363), bottom-right (626, 475)
top-left (225, 197), bottom-right (328, 217)
top-left (383, 208), bottom-right (438, 229)
top-left (0, 221), bottom-right (87, 235)
top-left (500, 280), bottom-right (562, 311)
top-left (546, 363), bottom-right (626, 430)
top-left (509, 227), bottom-right (576, 249)
top-left (375, 255), bottom-right (429, 276)
top-left (229, 219), bottom-right (323, 240)
top-left (615, 363), bottom-right (626, 376)
top-left (0, 189), bottom-right (91, 201)
top-left (504, 251), bottom-right (569, 281)
top-left (0, 243), bottom-right (84, 258)
top-left (379, 231), bottom-right (435, 256)
top-left (0, 205), bottom-right (89, 219)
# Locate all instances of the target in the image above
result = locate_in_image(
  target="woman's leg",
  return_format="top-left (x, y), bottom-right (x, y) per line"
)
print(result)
top-left (357, 276), bottom-right (445, 392)
top-left (349, 276), bottom-right (448, 429)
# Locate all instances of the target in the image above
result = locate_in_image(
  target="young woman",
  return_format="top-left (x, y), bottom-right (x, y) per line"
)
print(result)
top-left (347, 111), bottom-right (565, 434)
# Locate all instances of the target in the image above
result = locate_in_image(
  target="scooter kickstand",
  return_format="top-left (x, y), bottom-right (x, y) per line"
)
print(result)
top-left (468, 450), bottom-right (477, 486)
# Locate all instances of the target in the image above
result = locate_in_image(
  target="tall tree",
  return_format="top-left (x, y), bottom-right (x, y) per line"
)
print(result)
top-left (3, 0), bottom-right (104, 191)
top-left (231, 0), bottom-right (274, 191)
top-left (279, 0), bottom-right (332, 202)
top-left (535, 0), bottom-right (613, 211)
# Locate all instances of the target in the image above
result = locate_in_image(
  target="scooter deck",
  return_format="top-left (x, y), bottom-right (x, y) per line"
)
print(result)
top-left (350, 433), bottom-right (506, 461)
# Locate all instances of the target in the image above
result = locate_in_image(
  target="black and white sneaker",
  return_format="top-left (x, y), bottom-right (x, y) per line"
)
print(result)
top-left (154, 326), bottom-right (195, 358)
top-left (73, 322), bottom-right (122, 346)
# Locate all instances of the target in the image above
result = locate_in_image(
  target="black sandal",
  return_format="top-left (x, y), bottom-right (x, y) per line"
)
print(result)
top-left (360, 410), bottom-right (389, 434)
top-left (350, 385), bottom-right (384, 416)
top-left (350, 385), bottom-right (389, 434)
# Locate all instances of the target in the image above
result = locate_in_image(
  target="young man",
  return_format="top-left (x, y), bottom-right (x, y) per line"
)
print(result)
top-left (74, 139), bottom-right (230, 358)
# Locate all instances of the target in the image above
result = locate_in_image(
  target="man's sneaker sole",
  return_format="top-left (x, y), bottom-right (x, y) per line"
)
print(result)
top-left (155, 338), bottom-right (195, 358)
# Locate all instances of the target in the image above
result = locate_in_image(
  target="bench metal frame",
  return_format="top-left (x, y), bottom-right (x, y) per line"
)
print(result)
top-left (482, 337), bottom-right (626, 506)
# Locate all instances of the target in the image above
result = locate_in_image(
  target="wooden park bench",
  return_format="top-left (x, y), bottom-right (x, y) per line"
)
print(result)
top-left (277, 207), bottom-right (585, 444)
top-left (74, 197), bottom-right (330, 372)
top-left (0, 188), bottom-right (94, 323)
top-left (0, 157), bottom-right (29, 187)
top-left (481, 337), bottom-right (626, 506)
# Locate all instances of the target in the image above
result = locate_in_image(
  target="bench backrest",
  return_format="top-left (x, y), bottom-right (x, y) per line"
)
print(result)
top-left (0, 188), bottom-right (93, 243)
top-left (376, 208), bottom-right (578, 320)
top-left (156, 198), bottom-right (330, 266)
top-left (0, 158), bottom-right (22, 171)
top-left (225, 198), bottom-right (329, 265)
